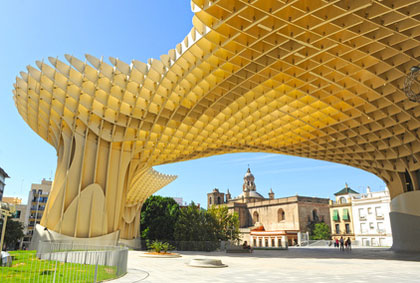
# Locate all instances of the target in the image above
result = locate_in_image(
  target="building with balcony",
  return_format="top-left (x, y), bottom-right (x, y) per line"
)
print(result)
top-left (329, 184), bottom-right (359, 241)
top-left (23, 178), bottom-right (52, 247)
top-left (2, 197), bottom-right (27, 224)
top-left (351, 187), bottom-right (392, 247)
top-left (0, 167), bottom-right (10, 201)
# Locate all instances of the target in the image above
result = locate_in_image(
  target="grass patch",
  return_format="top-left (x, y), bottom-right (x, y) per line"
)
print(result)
top-left (0, 250), bottom-right (118, 283)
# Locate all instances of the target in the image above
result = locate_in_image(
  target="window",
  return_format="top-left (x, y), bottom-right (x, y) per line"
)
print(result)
top-left (369, 222), bottom-right (374, 229)
top-left (259, 238), bottom-right (262, 247)
top-left (361, 223), bottom-right (367, 233)
top-left (335, 224), bottom-right (340, 234)
top-left (342, 209), bottom-right (350, 221)
top-left (278, 209), bottom-right (285, 222)
top-left (359, 208), bottom-right (366, 219)
top-left (265, 238), bottom-right (269, 247)
top-left (312, 209), bottom-right (319, 221)
top-left (253, 211), bottom-right (259, 224)
top-left (379, 238), bottom-right (386, 246)
top-left (12, 211), bottom-right (21, 219)
top-left (368, 207), bottom-right (372, 214)
top-left (217, 196), bottom-right (221, 204)
top-left (371, 238), bottom-right (378, 246)
top-left (377, 222), bottom-right (385, 233)
top-left (339, 197), bottom-right (347, 204)
top-left (362, 238), bottom-right (369, 246)
top-left (209, 197), bottom-right (212, 205)
top-left (375, 207), bottom-right (383, 217)
top-left (333, 210), bottom-right (339, 221)
top-left (271, 238), bottom-right (275, 247)
top-left (345, 224), bottom-right (350, 234)
top-left (253, 238), bottom-right (257, 247)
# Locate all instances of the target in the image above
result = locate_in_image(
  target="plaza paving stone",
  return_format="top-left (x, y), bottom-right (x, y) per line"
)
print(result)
top-left (113, 247), bottom-right (420, 283)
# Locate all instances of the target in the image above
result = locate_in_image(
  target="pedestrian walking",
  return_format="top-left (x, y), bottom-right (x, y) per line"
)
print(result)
top-left (339, 236), bottom-right (344, 251)
top-left (346, 237), bottom-right (352, 251)
top-left (335, 238), bottom-right (339, 248)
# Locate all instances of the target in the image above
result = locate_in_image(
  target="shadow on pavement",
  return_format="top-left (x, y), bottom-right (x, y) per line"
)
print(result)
top-left (179, 248), bottom-right (420, 262)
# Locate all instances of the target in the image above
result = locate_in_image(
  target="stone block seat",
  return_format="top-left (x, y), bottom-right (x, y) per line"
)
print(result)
top-left (226, 246), bottom-right (252, 253)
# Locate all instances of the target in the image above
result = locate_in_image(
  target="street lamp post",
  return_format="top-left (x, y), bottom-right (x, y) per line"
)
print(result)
top-left (0, 202), bottom-right (16, 251)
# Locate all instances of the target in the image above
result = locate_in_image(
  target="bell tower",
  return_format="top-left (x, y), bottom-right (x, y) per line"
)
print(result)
top-left (207, 188), bottom-right (225, 207)
top-left (243, 167), bottom-right (256, 192)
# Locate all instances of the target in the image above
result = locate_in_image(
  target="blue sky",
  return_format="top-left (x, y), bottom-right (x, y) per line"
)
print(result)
top-left (0, 0), bottom-right (385, 207)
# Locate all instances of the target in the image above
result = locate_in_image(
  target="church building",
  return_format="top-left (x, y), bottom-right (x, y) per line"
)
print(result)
top-left (207, 168), bottom-right (331, 247)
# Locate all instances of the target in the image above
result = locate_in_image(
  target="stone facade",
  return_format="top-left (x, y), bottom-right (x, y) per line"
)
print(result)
top-left (207, 188), bottom-right (225, 207)
top-left (227, 196), bottom-right (330, 233)
top-left (208, 168), bottom-right (331, 247)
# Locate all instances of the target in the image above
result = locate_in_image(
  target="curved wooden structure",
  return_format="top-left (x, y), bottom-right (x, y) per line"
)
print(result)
top-left (13, 0), bottom-right (420, 242)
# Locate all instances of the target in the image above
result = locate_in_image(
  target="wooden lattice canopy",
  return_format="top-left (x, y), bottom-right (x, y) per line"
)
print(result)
top-left (13, 0), bottom-right (420, 239)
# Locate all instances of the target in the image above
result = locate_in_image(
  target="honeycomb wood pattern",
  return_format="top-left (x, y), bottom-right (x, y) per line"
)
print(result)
top-left (13, 0), bottom-right (420, 239)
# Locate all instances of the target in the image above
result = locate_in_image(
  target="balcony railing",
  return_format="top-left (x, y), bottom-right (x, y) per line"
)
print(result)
top-left (332, 231), bottom-right (354, 235)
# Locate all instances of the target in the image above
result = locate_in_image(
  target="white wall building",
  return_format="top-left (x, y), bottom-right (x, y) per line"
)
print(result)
top-left (0, 167), bottom-right (10, 201)
top-left (23, 178), bottom-right (52, 247)
top-left (351, 187), bottom-right (392, 247)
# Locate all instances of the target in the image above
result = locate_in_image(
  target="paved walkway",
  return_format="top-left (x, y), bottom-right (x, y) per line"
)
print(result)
top-left (113, 248), bottom-right (420, 283)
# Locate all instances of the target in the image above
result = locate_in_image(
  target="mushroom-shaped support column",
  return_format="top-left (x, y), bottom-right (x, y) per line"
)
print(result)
top-left (13, 55), bottom-right (176, 240)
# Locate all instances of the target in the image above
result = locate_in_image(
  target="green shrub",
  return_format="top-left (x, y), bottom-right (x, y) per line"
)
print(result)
top-left (147, 240), bottom-right (174, 253)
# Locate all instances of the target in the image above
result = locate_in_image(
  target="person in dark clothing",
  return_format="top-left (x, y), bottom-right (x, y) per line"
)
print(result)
top-left (242, 241), bottom-right (253, 252)
top-left (346, 237), bottom-right (352, 251)
top-left (339, 236), bottom-right (344, 251)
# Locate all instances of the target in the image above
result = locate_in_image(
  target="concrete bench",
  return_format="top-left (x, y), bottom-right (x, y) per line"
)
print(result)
top-left (226, 248), bottom-right (252, 253)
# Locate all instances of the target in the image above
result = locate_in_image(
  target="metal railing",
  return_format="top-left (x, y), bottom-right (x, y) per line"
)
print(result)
top-left (300, 240), bottom-right (331, 247)
top-left (301, 239), bottom-right (364, 247)
top-left (142, 239), bottom-right (224, 252)
top-left (0, 241), bottom-right (128, 282)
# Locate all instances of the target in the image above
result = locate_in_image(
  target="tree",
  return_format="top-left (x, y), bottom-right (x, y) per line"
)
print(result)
top-left (174, 202), bottom-right (220, 251)
top-left (1, 218), bottom-right (24, 250)
top-left (174, 202), bottom-right (218, 242)
top-left (207, 205), bottom-right (240, 241)
top-left (310, 222), bottom-right (331, 240)
top-left (140, 196), bottom-right (179, 241)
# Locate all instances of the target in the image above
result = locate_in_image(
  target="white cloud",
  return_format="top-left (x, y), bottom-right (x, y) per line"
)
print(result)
top-left (260, 164), bottom-right (342, 174)
top-left (215, 153), bottom-right (282, 165)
